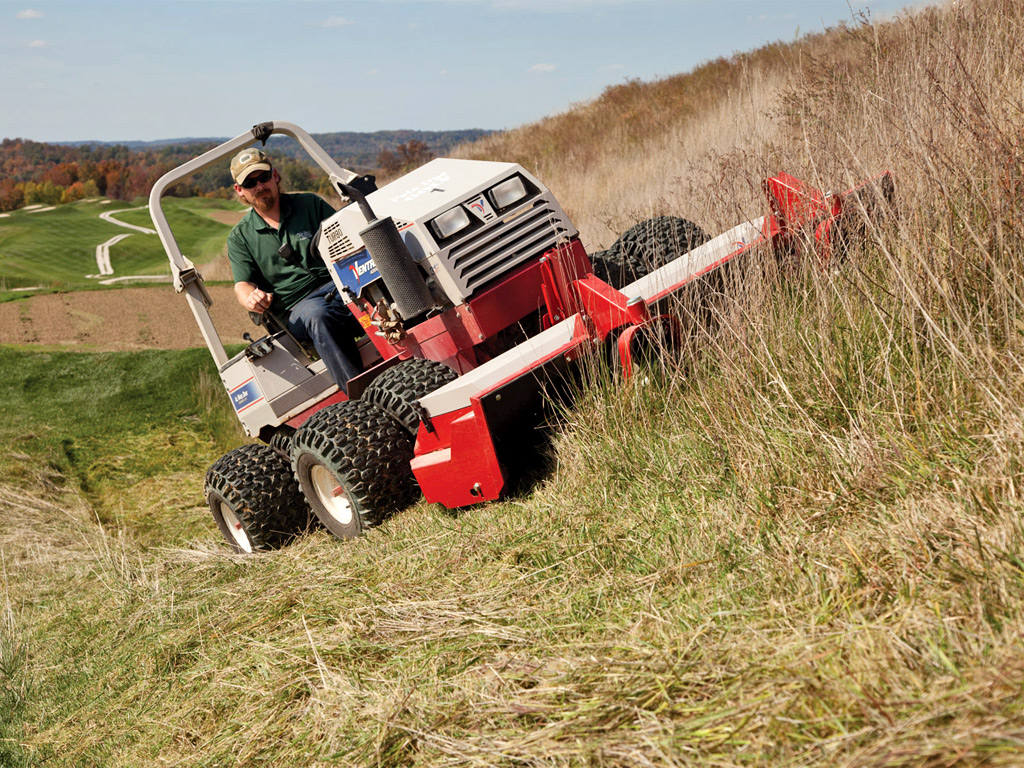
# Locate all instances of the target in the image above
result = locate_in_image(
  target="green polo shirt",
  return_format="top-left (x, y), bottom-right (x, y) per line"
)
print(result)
top-left (227, 192), bottom-right (336, 312)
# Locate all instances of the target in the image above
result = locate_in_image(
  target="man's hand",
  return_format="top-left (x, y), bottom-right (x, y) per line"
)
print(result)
top-left (244, 288), bottom-right (273, 313)
top-left (234, 281), bottom-right (273, 314)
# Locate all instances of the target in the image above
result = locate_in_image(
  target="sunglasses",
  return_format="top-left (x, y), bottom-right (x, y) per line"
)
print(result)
top-left (239, 169), bottom-right (273, 189)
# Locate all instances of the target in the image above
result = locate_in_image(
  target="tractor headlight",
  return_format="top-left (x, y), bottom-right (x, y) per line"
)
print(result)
top-left (489, 176), bottom-right (528, 209)
top-left (431, 205), bottom-right (472, 240)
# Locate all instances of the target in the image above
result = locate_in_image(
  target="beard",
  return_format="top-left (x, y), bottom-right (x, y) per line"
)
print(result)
top-left (251, 186), bottom-right (277, 214)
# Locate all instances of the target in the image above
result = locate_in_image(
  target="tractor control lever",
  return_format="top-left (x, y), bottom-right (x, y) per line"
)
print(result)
top-left (337, 182), bottom-right (378, 224)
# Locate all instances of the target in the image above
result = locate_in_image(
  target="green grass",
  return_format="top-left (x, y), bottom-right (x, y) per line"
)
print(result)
top-left (0, 197), bottom-right (243, 290)
top-left (0, 345), bottom-right (245, 536)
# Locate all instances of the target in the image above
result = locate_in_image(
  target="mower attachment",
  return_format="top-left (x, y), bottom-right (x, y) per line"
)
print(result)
top-left (410, 171), bottom-right (893, 508)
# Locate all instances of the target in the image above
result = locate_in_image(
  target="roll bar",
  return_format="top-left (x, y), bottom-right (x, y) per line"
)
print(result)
top-left (147, 121), bottom-right (359, 367)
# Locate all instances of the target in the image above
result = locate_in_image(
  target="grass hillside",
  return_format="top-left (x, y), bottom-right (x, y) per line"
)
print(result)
top-left (0, 196), bottom-right (241, 292)
top-left (4, 0), bottom-right (1024, 765)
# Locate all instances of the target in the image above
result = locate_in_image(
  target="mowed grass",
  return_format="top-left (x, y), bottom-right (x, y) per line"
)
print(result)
top-left (0, 345), bottom-right (244, 527)
top-left (0, 197), bottom-right (243, 291)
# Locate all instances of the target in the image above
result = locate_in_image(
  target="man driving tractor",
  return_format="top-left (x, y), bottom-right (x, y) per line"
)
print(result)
top-left (227, 148), bottom-right (362, 392)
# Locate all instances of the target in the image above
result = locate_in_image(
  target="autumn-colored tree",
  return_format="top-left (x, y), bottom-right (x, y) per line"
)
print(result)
top-left (22, 180), bottom-right (63, 206)
top-left (61, 179), bottom-right (100, 203)
top-left (0, 179), bottom-right (24, 212)
top-left (43, 162), bottom-right (78, 187)
top-left (377, 139), bottom-right (435, 177)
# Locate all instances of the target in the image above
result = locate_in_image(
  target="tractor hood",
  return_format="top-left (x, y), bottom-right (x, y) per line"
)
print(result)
top-left (367, 158), bottom-right (522, 224)
top-left (318, 155), bottom-right (569, 304)
top-left (318, 157), bottom-right (531, 279)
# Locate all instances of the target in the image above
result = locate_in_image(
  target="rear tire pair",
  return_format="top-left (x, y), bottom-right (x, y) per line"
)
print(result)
top-left (590, 216), bottom-right (709, 289)
top-left (204, 358), bottom-right (457, 552)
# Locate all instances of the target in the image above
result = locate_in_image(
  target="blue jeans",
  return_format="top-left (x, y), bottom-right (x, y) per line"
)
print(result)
top-left (285, 282), bottom-right (363, 394)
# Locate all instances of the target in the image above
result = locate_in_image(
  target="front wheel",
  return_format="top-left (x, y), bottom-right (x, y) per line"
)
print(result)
top-left (291, 400), bottom-right (419, 539)
top-left (205, 444), bottom-right (310, 553)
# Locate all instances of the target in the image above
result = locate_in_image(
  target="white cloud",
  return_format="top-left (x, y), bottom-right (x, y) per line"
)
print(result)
top-left (598, 63), bottom-right (624, 72)
top-left (16, 9), bottom-right (44, 19)
top-left (28, 39), bottom-right (47, 47)
top-left (529, 62), bottom-right (556, 74)
top-left (319, 16), bottom-right (354, 27)
top-left (746, 14), bottom-right (797, 22)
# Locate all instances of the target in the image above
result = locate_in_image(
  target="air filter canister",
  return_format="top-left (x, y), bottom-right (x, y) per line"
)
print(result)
top-left (359, 216), bottom-right (434, 320)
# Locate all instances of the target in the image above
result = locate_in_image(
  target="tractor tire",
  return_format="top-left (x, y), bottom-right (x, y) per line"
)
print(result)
top-left (607, 216), bottom-right (710, 287)
top-left (361, 358), bottom-right (459, 436)
top-left (291, 400), bottom-right (418, 539)
top-left (587, 248), bottom-right (625, 289)
top-left (267, 427), bottom-right (295, 459)
top-left (205, 444), bottom-right (311, 554)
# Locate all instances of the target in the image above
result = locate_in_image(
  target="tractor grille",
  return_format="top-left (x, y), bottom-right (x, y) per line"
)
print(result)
top-left (441, 199), bottom-right (571, 296)
top-left (322, 220), bottom-right (353, 260)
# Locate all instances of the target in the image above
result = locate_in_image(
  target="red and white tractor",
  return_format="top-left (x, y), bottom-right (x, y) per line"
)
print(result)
top-left (149, 121), bottom-right (891, 552)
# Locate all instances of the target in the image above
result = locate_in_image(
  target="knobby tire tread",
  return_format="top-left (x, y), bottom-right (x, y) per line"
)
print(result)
top-left (205, 443), bottom-right (309, 552)
top-left (591, 217), bottom-right (710, 289)
top-left (361, 359), bottom-right (459, 435)
top-left (291, 400), bottom-right (418, 533)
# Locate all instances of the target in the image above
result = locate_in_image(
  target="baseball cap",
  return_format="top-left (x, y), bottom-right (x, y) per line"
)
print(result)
top-left (230, 148), bottom-right (272, 184)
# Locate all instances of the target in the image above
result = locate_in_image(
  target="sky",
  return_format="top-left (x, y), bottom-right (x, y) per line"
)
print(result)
top-left (1, 0), bottom-right (928, 144)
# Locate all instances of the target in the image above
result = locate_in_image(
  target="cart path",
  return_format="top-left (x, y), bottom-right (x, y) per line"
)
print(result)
top-left (88, 233), bottom-right (130, 277)
top-left (90, 206), bottom-right (167, 284)
top-left (98, 206), bottom-right (157, 234)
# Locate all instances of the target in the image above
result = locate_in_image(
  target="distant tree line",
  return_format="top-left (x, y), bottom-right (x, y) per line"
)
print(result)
top-left (265, 129), bottom-right (489, 169)
top-left (0, 138), bottom-right (227, 212)
top-left (376, 139), bottom-right (435, 176)
top-left (0, 128), bottom-right (490, 212)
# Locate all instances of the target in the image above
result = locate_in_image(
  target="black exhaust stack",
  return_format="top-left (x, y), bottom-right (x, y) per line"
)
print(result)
top-left (339, 182), bottom-right (434, 321)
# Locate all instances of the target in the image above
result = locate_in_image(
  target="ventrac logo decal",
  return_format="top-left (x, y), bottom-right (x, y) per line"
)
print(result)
top-left (348, 257), bottom-right (377, 284)
top-left (333, 250), bottom-right (381, 298)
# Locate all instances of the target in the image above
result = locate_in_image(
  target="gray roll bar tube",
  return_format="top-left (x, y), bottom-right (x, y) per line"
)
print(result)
top-left (148, 121), bottom-right (360, 367)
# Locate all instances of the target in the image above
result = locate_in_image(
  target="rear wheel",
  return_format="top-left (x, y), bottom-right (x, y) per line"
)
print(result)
top-left (597, 217), bottom-right (709, 288)
top-left (361, 358), bottom-right (459, 435)
top-left (205, 444), bottom-right (310, 553)
top-left (587, 248), bottom-right (627, 289)
top-left (291, 400), bottom-right (418, 539)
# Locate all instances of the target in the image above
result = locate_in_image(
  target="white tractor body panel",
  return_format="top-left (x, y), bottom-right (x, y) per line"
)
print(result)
top-left (218, 334), bottom-right (336, 436)
top-left (319, 158), bottom-right (578, 306)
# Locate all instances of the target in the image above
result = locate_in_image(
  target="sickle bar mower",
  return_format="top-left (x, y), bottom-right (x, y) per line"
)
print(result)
top-left (411, 171), bottom-right (894, 509)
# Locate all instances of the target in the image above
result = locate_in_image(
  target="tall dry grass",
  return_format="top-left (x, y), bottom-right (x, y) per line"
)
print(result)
top-left (458, 45), bottom-right (793, 249)
top-left (532, 0), bottom-right (1024, 761)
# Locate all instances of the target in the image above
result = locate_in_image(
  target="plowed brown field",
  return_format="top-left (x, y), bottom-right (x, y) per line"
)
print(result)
top-left (0, 285), bottom-right (254, 350)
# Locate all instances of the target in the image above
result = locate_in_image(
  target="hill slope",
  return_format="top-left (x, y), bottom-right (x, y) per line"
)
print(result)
top-left (4, 0), bottom-right (1024, 765)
